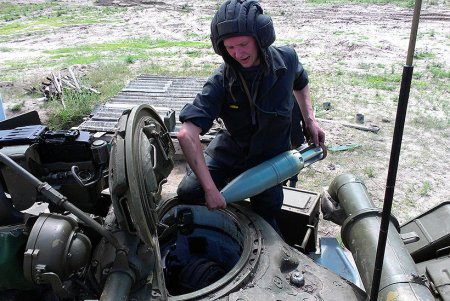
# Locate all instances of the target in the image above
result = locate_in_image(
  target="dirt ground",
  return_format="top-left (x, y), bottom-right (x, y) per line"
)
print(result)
top-left (1, 0), bottom-right (449, 237)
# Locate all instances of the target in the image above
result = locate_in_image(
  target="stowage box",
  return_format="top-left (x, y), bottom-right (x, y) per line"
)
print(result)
top-left (401, 201), bottom-right (450, 262)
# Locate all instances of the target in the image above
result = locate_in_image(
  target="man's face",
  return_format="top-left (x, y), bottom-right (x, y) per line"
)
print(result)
top-left (223, 36), bottom-right (260, 68)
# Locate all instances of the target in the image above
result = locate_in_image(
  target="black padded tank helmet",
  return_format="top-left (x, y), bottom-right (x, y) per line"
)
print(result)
top-left (210, 0), bottom-right (276, 57)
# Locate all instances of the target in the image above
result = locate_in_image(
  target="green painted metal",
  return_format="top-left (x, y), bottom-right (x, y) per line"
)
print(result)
top-left (0, 225), bottom-right (34, 290)
top-left (401, 201), bottom-right (450, 262)
top-left (328, 173), bottom-right (434, 301)
top-left (108, 104), bottom-right (175, 300)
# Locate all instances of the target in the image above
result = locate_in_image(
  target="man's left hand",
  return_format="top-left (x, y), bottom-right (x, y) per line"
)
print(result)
top-left (308, 122), bottom-right (327, 158)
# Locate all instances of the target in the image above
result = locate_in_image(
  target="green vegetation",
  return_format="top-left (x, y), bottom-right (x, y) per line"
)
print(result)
top-left (333, 31), bottom-right (346, 36)
top-left (364, 166), bottom-right (376, 178)
top-left (0, 22), bottom-right (27, 36)
top-left (410, 112), bottom-right (449, 130)
top-left (414, 49), bottom-right (436, 60)
top-left (125, 55), bottom-right (136, 64)
top-left (427, 63), bottom-right (450, 79)
top-left (277, 38), bottom-right (305, 45)
top-left (1, 0), bottom-right (447, 142)
top-left (0, 0), bottom-right (447, 235)
top-left (351, 73), bottom-right (402, 91)
top-left (419, 181), bottom-right (431, 197)
top-left (84, 62), bottom-right (132, 101)
top-left (44, 58), bottom-right (215, 129)
top-left (46, 62), bottom-right (131, 129)
top-left (0, 3), bottom-right (123, 35)
top-left (47, 88), bottom-right (100, 129)
top-left (186, 50), bottom-right (202, 58)
top-left (306, 0), bottom-right (415, 7)
top-left (0, 2), bottom-right (52, 21)
top-left (42, 39), bottom-right (209, 66)
top-left (180, 3), bottom-right (193, 12)
top-left (46, 39), bottom-right (208, 55)
top-left (0, 39), bottom-right (205, 69)
top-left (0, 38), bottom-right (211, 81)
top-left (10, 102), bottom-right (23, 112)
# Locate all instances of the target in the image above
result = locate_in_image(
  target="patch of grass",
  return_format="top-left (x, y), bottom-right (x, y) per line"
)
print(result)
top-left (39, 38), bottom-right (209, 69)
top-left (45, 55), bottom-right (218, 130)
top-left (2, 38), bottom-right (211, 76)
top-left (413, 80), bottom-right (429, 89)
top-left (0, 3), bottom-right (123, 36)
top-left (84, 62), bottom-right (133, 101)
top-left (357, 35), bottom-right (369, 42)
top-left (413, 71), bottom-right (423, 79)
top-left (364, 166), bottom-right (376, 178)
top-left (0, 2), bottom-right (51, 21)
top-left (124, 55), bottom-right (136, 64)
top-left (419, 181), bottom-right (431, 197)
top-left (45, 38), bottom-right (209, 55)
top-left (186, 50), bottom-right (202, 58)
top-left (0, 47), bottom-right (13, 52)
top-left (200, 15), bottom-right (213, 22)
top-left (0, 22), bottom-right (28, 35)
top-left (358, 62), bottom-right (372, 70)
top-left (180, 3), bottom-right (193, 12)
top-left (137, 59), bottom-right (215, 78)
top-left (333, 31), bottom-right (346, 36)
top-left (401, 194), bottom-right (417, 208)
top-left (64, 54), bottom-right (105, 66)
top-left (350, 72), bottom-right (402, 91)
top-left (353, 92), bottom-right (362, 100)
top-left (410, 112), bottom-right (449, 130)
top-left (427, 63), bottom-right (450, 79)
top-left (0, 74), bottom-right (17, 82)
top-left (10, 102), bottom-right (24, 112)
top-left (187, 63), bottom-right (218, 77)
top-left (47, 88), bottom-right (100, 129)
top-left (182, 60), bottom-right (192, 69)
top-left (419, 29), bottom-right (437, 38)
top-left (145, 51), bottom-right (178, 58)
top-left (277, 38), bottom-right (305, 45)
top-left (186, 32), bottom-right (203, 39)
top-left (2, 58), bottom-right (44, 70)
top-left (137, 61), bottom-right (172, 76)
top-left (414, 50), bottom-right (436, 60)
top-left (306, 0), bottom-right (415, 8)
top-left (46, 62), bottom-right (133, 129)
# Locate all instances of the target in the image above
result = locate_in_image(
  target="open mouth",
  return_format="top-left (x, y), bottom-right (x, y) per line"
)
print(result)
top-left (239, 56), bottom-right (250, 64)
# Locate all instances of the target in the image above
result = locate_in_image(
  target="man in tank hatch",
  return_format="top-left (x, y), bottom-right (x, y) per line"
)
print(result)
top-left (176, 0), bottom-right (325, 229)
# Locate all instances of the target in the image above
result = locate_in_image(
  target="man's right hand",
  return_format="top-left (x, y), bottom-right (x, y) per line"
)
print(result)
top-left (178, 122), bottom-right (227, 211)
top-left (205, 187), bottom-right (227, 210)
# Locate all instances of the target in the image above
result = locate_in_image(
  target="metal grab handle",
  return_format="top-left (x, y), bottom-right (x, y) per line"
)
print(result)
top-left (300, 226), bottom-right (314, 251)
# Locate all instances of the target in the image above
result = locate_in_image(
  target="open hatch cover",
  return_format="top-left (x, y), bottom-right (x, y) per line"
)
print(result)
top-left (109, 104), bottom-right (174, 246)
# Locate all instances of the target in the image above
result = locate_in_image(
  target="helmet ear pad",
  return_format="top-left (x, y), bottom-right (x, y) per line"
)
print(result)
top-left (255, 13), bottom-right (275, 49)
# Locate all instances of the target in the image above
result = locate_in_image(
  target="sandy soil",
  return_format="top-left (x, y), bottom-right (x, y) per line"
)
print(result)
top-left (1, 0), bottom-right (449, 237)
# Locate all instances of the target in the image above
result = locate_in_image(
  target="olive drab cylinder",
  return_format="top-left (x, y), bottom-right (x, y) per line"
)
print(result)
top-left (328, 173), bottom-right (434, 301)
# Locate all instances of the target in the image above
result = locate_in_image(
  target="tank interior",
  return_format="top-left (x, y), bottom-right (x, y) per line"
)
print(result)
top-left (159, 205), bottom-right (244, 295)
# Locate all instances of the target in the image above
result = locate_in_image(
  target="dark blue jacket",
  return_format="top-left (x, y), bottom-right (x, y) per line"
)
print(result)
top-left (179, 45), bottom-right (308, 169)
